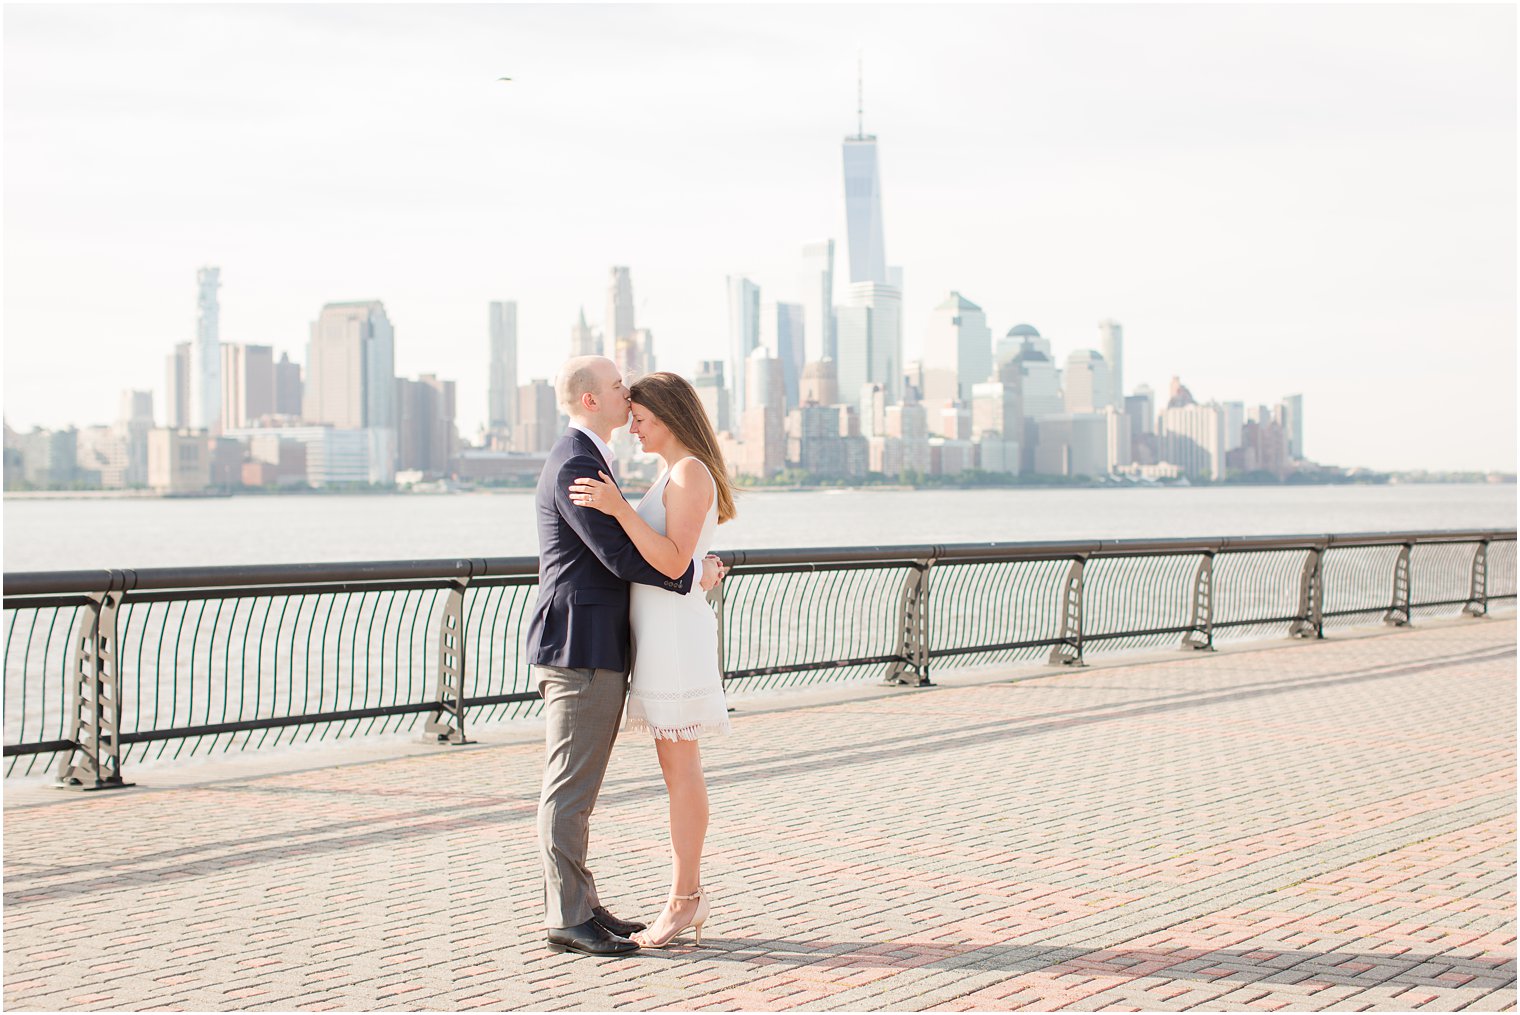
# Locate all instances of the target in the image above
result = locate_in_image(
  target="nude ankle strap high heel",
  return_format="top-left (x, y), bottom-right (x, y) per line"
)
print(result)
top-left (636, 887), bottom-right (711, 948)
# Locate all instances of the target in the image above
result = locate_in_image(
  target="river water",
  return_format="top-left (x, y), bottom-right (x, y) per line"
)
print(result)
top-left (2, 483), bottom-right (1513, 572)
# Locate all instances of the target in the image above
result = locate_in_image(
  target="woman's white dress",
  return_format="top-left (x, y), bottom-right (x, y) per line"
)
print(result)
top-left (623, 459), bottom-right (730, 741)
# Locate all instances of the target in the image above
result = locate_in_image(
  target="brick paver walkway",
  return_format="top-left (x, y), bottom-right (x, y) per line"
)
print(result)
top-left (4, 618), bottom-right (1515, 1011)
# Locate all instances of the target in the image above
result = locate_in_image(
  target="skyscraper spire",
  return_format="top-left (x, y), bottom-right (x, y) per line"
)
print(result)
top-left (856, 53), bottom-right (864, 139)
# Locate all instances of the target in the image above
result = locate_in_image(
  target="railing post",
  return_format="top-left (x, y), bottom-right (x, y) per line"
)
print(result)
top-left (1289, 546), bottom-right (1324, 639)
top-left (707, 577), bottom-right (727, 680)
top-left (884, 558), bottom-right (933, 687)
top-left (57, 581), bottom-right (134, 790)
top-left (1048, 556), bottom-right (1086, 666)
top-left (1181, 551), bottom-right (1215, 651)
top-left (1381, 543), bottom-right (1412, 627)
top-left (424, 570), bottom-right (473, 745)
top-left (1463, 541), bottom-right (1489, 617)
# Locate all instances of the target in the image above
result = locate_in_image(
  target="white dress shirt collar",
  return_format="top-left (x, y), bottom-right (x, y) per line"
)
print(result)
top-left (568, 423), bottom-right (617, 477)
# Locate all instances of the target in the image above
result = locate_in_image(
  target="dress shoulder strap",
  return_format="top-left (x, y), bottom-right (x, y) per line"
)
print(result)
top-left (667, 456), bottom-right (717, 506)
top-left (674, 456), bottom-right (716, 495)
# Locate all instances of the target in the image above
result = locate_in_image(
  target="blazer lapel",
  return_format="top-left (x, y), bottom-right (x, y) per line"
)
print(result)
top-left (567, 428), bottom-right (619, 487)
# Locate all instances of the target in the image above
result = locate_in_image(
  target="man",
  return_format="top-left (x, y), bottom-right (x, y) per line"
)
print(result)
top-left (527, 355), bottom-right (723, 957)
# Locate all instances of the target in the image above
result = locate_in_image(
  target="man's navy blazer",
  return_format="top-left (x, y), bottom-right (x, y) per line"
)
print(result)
top-left (526, 428), bottom-right (694, 672)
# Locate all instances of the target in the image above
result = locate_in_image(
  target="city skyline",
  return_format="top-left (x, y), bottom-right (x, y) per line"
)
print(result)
top-left (3, 4), bottom-right (1514, 472)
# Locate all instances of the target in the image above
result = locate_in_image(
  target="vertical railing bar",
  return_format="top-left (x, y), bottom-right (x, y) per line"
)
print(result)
top-left (217, 596), bottom-right (247, 755)
top-left (315, 590), bottom-right (355, 743)
top-left (148, 601), bottom-right (170, 763)
top-left (846, 566), bottom-right (879, 683)
top-left (9, 609), bottom-right (36, 776)
top-left (304, 591), bottom-right (335, 744)
top-left (249, 595), bottom-right (276, 751)
top-left (260, 593), bottom-right (304, 751)
top-left (168, 600), bottom-right (202, 761)
top-left (339, 590), bottom-right (367, 741)
top-left (385, 587), bottom-right (416, 735)
top-left (707, 572), bottom-right (726, 684)
top-left (362, 588), bottom-right (401, 737)
top-left (406, 587), bottom-right (440, 734)
top-left (965, 560), bottom-right (1000, 652)
top-left (127, 600), bottom-right (151, 765)
top-left (502, 585), bottom-right (535, 720)
top-left (483, 584), bottom-right (509, 710)
top-left (800, 569), bottom-right (827, 682)
top-left (484, 583), bottom-right (514, 723)
top-left (752, 572), bottom-right (779, 688)
top-left (34, 606), bottom-right (66, 773)
top-left (186, 596), bottom-right (227, 759)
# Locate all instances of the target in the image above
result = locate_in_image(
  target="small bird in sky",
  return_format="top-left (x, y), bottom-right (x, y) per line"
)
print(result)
top-left (497, 77), bottom-right (513, 82)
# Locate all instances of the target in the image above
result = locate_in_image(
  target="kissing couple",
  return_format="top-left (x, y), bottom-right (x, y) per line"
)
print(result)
top-left (526, 355), bottom-right (739, 957)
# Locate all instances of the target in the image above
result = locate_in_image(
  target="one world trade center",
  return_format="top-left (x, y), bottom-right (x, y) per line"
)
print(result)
top-left (839, 62), bottom-right (902, 401)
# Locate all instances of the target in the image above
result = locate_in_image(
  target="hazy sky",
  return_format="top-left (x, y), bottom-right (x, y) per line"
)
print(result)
top-left (4, 4), bottom-right (1515, 471)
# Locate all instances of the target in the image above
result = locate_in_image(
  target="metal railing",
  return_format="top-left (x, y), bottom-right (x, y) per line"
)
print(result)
top-left (4, 528), bottom-right (1514, 787)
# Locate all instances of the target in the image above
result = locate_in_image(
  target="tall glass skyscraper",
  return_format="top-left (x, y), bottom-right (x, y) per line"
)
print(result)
top-left (843, 63), bottom-right (887, 285)
top-left (843, 136), bottom-right (887, 285)
top-left (1281, 393), bottom-right (1304, 459)
top-left (189, 267), bottom-right (221, 432)
top-left (860, 283), bottom-right (901, 404)
top-left (165, 342), bottom-right (191, 429)
top-left (727, 276), bottom-right (761, 416)
top-left (762, 301), bottom-right (806, 411)
top-left (1063, 349), bottom-right (1112, 415)
top-left (800, 239), bottom-right (835, 362)
top-left (1098, 319), bottom-right (1124, 407)
top-left (488, 301), bottom-right (518, 431)
top-left (836, 304), bottom-right (873, 409)
top-left (606, 267), bottom-right (635, 351)
top-left (923, 292), bottom-right (991, 403)
top-left (839, 70), bottom-right (903, 402)
top-left (839, 282), bottom-right (902, 403)
top-left (305, 301), bottom-right (395, 434)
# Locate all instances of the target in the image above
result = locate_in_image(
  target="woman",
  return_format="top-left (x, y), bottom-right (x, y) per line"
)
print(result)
top-left (567, 370), bottom-right (738, 949)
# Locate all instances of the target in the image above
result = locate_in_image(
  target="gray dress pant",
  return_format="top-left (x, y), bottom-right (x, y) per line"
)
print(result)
top-left (535, 664), bottom-right (628, 929)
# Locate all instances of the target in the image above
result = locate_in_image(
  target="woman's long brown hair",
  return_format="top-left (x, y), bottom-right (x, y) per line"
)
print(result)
top-left (629, 372), bottom-right (738, 523)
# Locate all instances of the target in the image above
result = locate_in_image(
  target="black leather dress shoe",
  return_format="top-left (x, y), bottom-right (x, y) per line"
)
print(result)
top-left (591, 906), bottom-right (648, 937)
top-left (546, 918), bottom-right (639, 956)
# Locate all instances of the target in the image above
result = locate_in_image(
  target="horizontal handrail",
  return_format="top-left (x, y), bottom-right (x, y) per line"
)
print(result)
top-left (6, 528), bottom-right (1512, 596)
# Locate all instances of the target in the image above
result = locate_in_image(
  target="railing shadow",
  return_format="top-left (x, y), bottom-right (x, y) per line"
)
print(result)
top-left (637, 938), bottom-right (1516, 994)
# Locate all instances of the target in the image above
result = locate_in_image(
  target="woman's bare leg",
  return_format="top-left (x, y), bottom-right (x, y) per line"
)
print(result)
top-left (634, 737), bottom-right (709, 943)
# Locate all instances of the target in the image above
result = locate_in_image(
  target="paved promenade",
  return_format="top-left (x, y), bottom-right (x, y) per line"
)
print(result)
top-left (4, 617), bottom-right (1515, 1012)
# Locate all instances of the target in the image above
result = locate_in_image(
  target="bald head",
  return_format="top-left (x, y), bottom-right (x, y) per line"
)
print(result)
top-left (556, 356), bottom-right (614, 414)
top-left (555, 356), bottom-right (629, 433)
